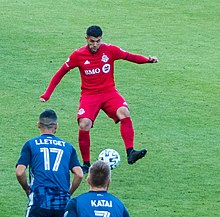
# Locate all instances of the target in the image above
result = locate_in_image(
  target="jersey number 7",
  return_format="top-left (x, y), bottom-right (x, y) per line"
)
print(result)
top-left (94, 210), bottom-right (110, 217)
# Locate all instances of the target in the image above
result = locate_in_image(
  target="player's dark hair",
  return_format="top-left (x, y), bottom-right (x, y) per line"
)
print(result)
top-left (86, 25), bottom-right (103, 37)
top-left (39, 109), bottom-right (57, 129)
top-left (88, 161), bottom-right (110, 187)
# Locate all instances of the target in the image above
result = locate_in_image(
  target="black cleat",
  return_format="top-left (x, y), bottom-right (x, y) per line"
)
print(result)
top-left (81, 164), bottom-right (90, 174)
top-left (127, 149), bottom-right (147, 164)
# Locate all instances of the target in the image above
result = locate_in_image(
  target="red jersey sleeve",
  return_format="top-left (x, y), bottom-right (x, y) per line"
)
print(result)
top-left (40, 50), bottom-right (80, 101)
top-left (40, 64), bottom-right (69, 100)
top-left (109, 44), bottom-right (128, 60)
top-left (64, 50), bottom-right (79, 70)
top-left (109, 44), bottom-right (150, 64)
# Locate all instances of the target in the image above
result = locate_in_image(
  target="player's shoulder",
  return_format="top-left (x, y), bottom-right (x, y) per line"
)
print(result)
top-left (74, 45), bottom-right (88, 53)
top-left (53, 136), bottom-right (73, 148)
top-left (23, 136), bottom-right (41, 151)
top-left (27, 135), bottom-right (41, 145)
top-left (73, 191), bottom-right (94, 202)
top-left (106, 192), bottom-right (125, 204)
top-left (101, 42), bottom-right (116, 49)
top-left (68, 45), bottom-right (89, 60)
top-left (101, 43), bottom-right (126, 53)
top-left (77, 191), bottom-right (91, 198)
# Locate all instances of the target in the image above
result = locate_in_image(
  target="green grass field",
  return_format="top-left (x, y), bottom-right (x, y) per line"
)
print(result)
top-left (1, 0), bottom-right (219, 216)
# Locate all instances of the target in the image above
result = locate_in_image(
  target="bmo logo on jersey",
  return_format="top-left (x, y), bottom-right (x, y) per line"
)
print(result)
top-left (84, 64), bottom-right (111, 75)
top-left (85, 68), bottom-right (101, 75)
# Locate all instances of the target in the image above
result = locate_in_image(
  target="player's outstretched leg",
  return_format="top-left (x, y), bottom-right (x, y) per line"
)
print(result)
top-left (127, 148), bottom-right (147, 164)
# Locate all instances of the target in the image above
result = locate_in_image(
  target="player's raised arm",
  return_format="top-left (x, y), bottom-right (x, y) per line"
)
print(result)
top-left (110, 44), bottom-right (158, 64)
top-left (125, 52), bottom-right (158, 64)
top-left (40, 64), bottom-right (69, 102)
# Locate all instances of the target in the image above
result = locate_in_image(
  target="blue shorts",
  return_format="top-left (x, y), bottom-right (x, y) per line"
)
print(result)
top-left (26, 187), bottom-right (70, 217)
top-left (25, 206), bottom-right (65, 217)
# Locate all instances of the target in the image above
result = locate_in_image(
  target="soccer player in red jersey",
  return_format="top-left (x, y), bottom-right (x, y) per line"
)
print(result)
top-left (40, 25), bottom-right (158, 173)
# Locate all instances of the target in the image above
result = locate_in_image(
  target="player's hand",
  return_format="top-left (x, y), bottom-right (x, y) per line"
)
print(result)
top-left (40, 93), bottom-right (50, 102)
top-left (148, 56), bottom-right (158, 63)
top-left (40, 97), bottom-right (46, 102)
top-left (25, 185), bottom-right (31, 197)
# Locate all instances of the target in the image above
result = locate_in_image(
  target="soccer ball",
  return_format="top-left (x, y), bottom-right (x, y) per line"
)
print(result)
top-left (98, 148), bottom-right (120, 170)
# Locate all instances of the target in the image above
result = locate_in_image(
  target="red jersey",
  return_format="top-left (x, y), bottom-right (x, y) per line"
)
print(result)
top-left (41, 43), bottom-right (150, 100)
top-left (64, 43), bottom-right (129, 93)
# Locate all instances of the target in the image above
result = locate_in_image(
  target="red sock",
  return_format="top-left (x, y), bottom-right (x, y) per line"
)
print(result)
top-left (120, 117), bottom-right (134, 150)
top-left (78, 130), bottom-right (90, 162)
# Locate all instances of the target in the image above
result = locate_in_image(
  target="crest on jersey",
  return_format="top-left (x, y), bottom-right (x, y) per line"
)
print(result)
top-left (78, 108), bottom-right (85, 115)
top-left (102, 54), bottom-right (109, 63)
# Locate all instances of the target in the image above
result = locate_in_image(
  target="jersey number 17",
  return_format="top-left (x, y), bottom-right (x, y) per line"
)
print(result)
top-left (40, 147), bottom-right (64, 171)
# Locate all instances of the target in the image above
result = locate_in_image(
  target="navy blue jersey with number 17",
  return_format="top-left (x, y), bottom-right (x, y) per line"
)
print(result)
top-left (16, 134), bottom-right (81, 193)
top-left (64, 190), bottom-right (130, 217)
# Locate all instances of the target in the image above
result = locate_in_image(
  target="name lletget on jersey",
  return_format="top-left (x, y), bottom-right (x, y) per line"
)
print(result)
top-left (91, 200), bottom-right (112, 207)
top-left (35, 139), bottom-right (66, 147)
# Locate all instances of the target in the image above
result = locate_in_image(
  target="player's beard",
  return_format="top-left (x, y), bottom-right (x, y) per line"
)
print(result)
top-left (89, 45), bottom-right (99, 54)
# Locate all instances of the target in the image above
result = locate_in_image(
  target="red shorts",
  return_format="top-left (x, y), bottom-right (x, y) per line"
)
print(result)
top-left (77, 89), bottom-right (128, 124)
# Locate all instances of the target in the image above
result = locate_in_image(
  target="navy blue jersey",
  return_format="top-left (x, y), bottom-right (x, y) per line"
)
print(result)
top-left (64, 191), bottom-right (130, 217)
top-left (16, 134), bottom-right (80, 197)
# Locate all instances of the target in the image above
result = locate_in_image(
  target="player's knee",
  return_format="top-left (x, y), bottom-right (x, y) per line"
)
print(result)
top-left (116, 107), bottom-right (130, 119)
top-left (78, 118), bottom-right (92, 130)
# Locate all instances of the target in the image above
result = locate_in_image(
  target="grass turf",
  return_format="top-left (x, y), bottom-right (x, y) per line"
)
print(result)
top-left (0, 0), bottom-right (219, 216)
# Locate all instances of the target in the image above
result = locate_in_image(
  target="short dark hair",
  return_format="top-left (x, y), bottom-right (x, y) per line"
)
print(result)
top-left (39, 109), bottom-right (57, 129)
top-left (86, 25), bottom-right (103, 37)
top-left (88, 161), bottom-right (110, 187)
